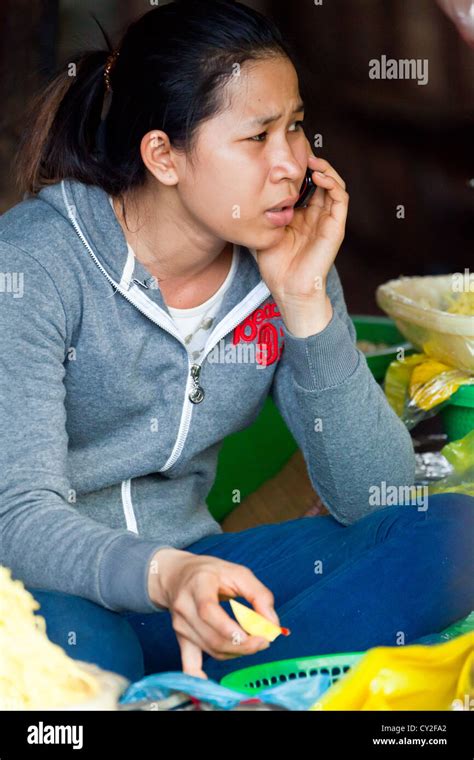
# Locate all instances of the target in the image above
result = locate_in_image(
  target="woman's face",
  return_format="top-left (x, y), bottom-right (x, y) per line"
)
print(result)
top-left (177, 56), bottom-right (310, 252)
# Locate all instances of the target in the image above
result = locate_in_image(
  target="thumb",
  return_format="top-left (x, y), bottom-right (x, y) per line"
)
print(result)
top-left (177, 635), bottom-right (208, 680)
top-left (233, 572), bottom-right (281, 627)
top-left (256, 603), bottom-right (281, 628)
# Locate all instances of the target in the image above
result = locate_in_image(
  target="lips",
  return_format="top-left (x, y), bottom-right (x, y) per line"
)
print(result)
top-left (266, 195), bottom-right (299, 212)
top-left (264, 207), bottom-right (295, 227)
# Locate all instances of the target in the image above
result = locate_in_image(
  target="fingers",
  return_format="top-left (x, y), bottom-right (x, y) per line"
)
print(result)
top-left (308, 155), bottom-right (347, 190)
top-left (171, 564), bottom-right (279, 662)
top-left (175, 608), bottom-right (268, 662)
top-left (170, 558), bottom-right (280, 669)
top-left (231, 565), bottom-right (280, 627)
top-left (178, 635), bottom-right (208, 680)
top-left (307, 170), bottom-right (348, 219)
top-left (172, 589), bottom-right (270, 660)
top-left (305, 156), bottom-right (349, 229)
top-left (194, 562), bottom-right (280, 649)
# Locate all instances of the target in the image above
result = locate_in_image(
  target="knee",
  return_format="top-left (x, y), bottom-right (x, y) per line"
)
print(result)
top-left (425, 492), bottom-right (474, 547)
top-left (362, 493), bottom-right (474, 556)
top-left (381, 491), bottom-right (473, 527)
top-left (26, 588), bottom-right (145, 684)
top-left (426, 491), bottom-right (474, 522)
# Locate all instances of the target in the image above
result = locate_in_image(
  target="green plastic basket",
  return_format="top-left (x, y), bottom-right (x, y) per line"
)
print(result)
top-left (440, 384), bottom-right (474, 443)
top-left (219, 651), bottom-right (365, 695)
top-left (219, 613), bottom-right (474, 696)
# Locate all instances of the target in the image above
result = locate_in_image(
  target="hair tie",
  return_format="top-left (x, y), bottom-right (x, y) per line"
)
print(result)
top-left (98, 49), bottom-right (120, 130)
top-left (104, 49), bottom-right (120, 92)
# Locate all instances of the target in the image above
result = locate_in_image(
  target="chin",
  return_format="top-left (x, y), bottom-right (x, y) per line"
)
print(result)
top-left (260, 227), bottom-right (287, 246)
top-left (231, 221), bottom-right (284, 254)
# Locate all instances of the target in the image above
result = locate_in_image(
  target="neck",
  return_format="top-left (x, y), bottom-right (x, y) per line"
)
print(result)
top-left (111, 183), bottom-right (230, 287)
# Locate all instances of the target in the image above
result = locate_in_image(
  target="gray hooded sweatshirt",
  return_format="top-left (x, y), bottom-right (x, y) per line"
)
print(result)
top-left (0, 179), bottom-right (416, 614)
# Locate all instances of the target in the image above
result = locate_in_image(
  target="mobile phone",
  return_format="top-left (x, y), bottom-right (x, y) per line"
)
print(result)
top-left (294, 167), bottom-right (316, 209)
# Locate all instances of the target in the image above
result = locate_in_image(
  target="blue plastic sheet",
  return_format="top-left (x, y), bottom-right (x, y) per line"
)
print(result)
top-left (119, 670), bottom-right (331, 711)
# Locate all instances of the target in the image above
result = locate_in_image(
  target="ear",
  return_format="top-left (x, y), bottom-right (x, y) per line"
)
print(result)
top-left (140, 130), bottom-right (178, 186)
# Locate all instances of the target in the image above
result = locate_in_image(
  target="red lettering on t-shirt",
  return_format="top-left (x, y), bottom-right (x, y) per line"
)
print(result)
top-left (232, 301), bottom-right (284, 366)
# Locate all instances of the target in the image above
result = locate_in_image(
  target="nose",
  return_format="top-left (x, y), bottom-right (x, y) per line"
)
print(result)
top-left (268, 150), bottom-right (305, 187)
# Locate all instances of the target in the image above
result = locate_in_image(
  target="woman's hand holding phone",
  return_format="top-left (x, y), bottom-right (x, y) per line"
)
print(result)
top-left (255, 152), bottom-right (349, 338)
top-left (147, 547), bottom-right (280, 680)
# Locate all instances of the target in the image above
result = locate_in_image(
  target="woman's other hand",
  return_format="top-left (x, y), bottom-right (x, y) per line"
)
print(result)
top-left (147, 548), bottom-right (280, 679)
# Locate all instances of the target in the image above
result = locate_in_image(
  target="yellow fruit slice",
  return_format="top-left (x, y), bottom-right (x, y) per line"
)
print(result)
top-left (229, 599), bottom-right (290, 642)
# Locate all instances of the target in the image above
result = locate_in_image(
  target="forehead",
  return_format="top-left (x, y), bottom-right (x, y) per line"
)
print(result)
top-left (219, 57), bottom-right (302, 124)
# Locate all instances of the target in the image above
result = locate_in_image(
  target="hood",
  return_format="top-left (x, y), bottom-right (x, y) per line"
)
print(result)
top-left (36, 179), bottom-right (269, 329)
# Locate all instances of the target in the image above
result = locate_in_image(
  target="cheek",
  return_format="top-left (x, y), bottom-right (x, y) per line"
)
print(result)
top-left (180, 177), bottom-right (242, 233)
top-left (298, 137), bottom-right (311, 163)
top-left (204, 171), bottom-right (261, 221)
top-left (182, 148), bottom-right (265, 224)
top-left (180, 172), bottom-right (220, 213)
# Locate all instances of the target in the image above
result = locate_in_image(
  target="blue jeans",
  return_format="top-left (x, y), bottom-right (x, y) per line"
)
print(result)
top-left (26, 493), bottom-right (474, 684)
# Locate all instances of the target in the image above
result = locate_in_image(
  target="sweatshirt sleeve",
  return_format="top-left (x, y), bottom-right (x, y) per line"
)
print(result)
top-left (0, 242), bottom-right (172, 613)
top-left (270, 262), bottom-right (416, 525)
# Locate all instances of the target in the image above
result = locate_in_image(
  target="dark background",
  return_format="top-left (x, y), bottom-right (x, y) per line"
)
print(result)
top-left (1, 0), bottom-right (473, 315)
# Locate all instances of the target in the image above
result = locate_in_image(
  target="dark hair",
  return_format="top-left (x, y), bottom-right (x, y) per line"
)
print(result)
top-left (14, 0), bottom-right (302, 214)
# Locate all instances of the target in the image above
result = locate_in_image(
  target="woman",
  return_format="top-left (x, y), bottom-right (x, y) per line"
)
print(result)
top-left (1, 0), bottom-right (472, 684)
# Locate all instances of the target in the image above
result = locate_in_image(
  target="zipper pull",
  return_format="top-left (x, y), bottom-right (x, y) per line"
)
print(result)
top-left (132, 277), bottom-right (149, 289)
top-left (189, 363), bottom-right (205, 404)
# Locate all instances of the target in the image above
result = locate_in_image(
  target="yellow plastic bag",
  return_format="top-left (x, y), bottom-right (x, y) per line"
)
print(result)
top-left (384, 354), bottom-right (425, 418)
top-left (429, 429), bottom-right (474, 498)
top-left (384, 352), bottom-right (474, 429)
top-left (409, 361), bottom-right (472, 411)
top-left (310, 633), bottom-right (474, 711)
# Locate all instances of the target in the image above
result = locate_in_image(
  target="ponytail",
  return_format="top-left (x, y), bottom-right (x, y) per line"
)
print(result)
top-left (13, 48), bottom-right (119, 197)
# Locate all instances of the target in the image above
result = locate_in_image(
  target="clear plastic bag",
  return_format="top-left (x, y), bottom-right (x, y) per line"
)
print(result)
top-left (376, 275), bottom-right (474, 373)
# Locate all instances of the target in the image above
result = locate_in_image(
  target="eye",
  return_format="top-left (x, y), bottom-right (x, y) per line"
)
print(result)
top-left (290, 119), bottom-right (305, 132)
top-left (248, 131), bottom-right (267, 143)
top-left (248, 119), bottom-right (305, 142)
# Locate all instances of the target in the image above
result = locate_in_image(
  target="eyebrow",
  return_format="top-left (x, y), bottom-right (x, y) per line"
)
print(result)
top-left (245, 101), bottom-right (305, 128)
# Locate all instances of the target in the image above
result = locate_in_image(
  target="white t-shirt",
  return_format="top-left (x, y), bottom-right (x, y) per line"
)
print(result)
top-left (166, 248), bottom-right (238, 362)
top-left (108, 195), bottom-right (239, 362)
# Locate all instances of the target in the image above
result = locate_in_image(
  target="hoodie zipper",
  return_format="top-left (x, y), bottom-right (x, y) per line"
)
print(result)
top-left (61, 181), bottom-right (271, 472)
top-left (162, 287), bottom-right (271, 470)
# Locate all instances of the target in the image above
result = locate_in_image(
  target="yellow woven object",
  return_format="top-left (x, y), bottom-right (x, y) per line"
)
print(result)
top-left (0, 565), bottom-right (100, 709)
